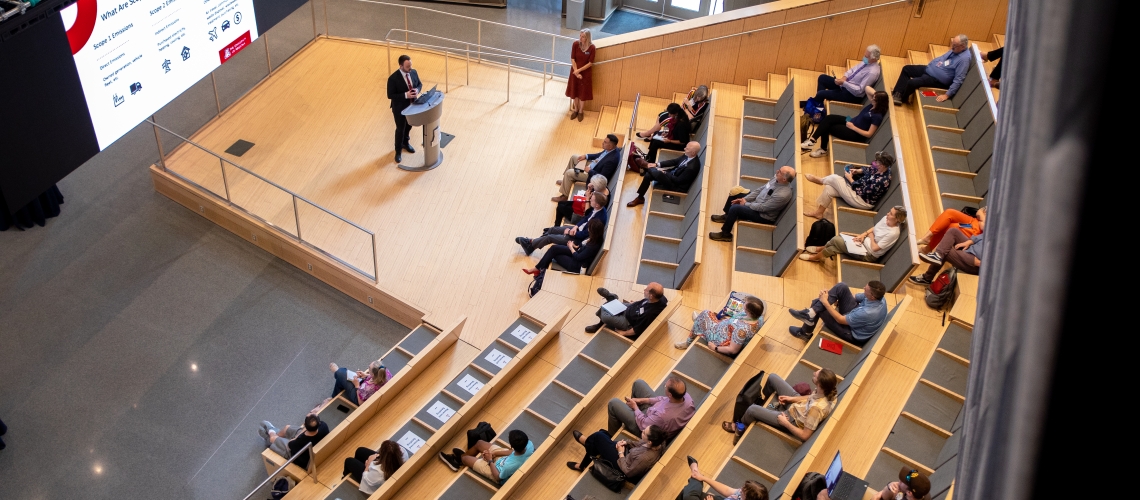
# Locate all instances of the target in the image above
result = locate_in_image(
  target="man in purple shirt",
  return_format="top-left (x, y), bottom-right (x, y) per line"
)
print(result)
top-left (812, 45), bottom-right (882, 105)
top-left (607, 376), bottom-right (696, 438)
top-left (892, 34), bottom-right (971, 105)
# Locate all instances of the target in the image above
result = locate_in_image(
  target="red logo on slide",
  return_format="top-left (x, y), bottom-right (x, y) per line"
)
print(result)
top-left (219, 31), bottom-right (252, 64)
top-left (64, 0), bottom-right (98, 55)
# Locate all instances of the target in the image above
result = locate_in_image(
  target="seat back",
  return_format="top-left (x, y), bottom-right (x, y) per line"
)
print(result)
top-left (866, 115), bottom-right (893, 159)
top-left (972, 158), bottom-right (991, 198)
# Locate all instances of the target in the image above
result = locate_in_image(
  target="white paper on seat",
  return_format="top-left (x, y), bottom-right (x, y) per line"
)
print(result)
top-left (486, 349), bottom-right (512, 369)
top-left (509, 325), bottom-right (537, 344)
top-left (841, 234), bottom-right (868, 256)
top-left (427, 400), bottom-right (456, 423)
top-left (601, 300), bottom-right (627, 315)
top-left (397, 431), bottom-right (426, 454)
top-left (458, 374), bottom-right (485, 395)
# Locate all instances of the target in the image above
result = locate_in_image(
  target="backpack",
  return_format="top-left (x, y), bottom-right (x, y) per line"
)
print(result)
top-left (528, 271), bottom-right (545, 298)
top-left (792, 472), bottom-right (827, 500)
top-left (466, 421), bottom-right (497, 450)
top-left (925, 267), bottom-right (958, 309)
top-left (805, 218), bottom-right (836, 248)
top-left (269, 477), bottom-right (295, 500)
top-left (732, 371), bottom-right (766, 424)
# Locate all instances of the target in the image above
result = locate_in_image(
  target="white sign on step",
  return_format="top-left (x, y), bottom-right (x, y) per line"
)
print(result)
top-left (485, 349), bottom-right (512, 369)
top-left (458, 374), bottom-right (485, 395)
top-left (427, 400), bottom-right (456, 424)
top-left (509, 325), bottom-right (537, 344)
top-left (397, 431), bottom-right (426, 454)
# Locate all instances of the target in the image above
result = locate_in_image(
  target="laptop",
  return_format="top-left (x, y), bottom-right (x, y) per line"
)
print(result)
top-left (413, 85), bottom-right (439, 105)
top-left (825, 451), bottom-right (869, 500)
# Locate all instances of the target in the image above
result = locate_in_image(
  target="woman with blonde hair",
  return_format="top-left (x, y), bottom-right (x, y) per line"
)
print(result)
top-left (328, 359), bottom-right (392, 405)
top-left (566, 29), bottom-right (595, 122)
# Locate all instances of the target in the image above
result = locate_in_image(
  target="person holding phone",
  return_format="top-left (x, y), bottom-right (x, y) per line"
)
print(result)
top-left (565, 425), bottom-right (666, 484)
top-left (386, 55), bottom-right (422, 163)
top-left (552, 134), bottom-right (620, 202)
top-left (679, 457), bottom-right (770, 500)
top-left (606, 376), bottom-right (695, 439)
top-left (816, 468), bottom-right (930, 500)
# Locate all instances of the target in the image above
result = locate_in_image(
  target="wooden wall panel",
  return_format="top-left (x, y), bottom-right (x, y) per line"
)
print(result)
top-left (655, 29), bottom-right (705, 100)
top-left (944, 0), bottom-right (1002, 42)
top-left (989, 0), bottom-right (1008, 37)
top-left (900, 0), bottom-right (955, 53)
top-left (619, 37), bottom-right (665, 103)
top-left (695, 20), bottom-right (746, 88)
top-left (861, 0), bottom-right (913, 57)
top-left (774, 3), bottom-right (830, 72)
top-left (590, 45), bottom-right (625, 110)
top-left (732, 11), bottom-right (789, 84)
top-left (814, 0), bottom-right (873, 69)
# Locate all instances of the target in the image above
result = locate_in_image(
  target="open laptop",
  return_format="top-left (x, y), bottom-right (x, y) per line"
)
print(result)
top-left (412, 85), bottom-right (439, 105)
top-left (825, 451), bottom-right (869, 500)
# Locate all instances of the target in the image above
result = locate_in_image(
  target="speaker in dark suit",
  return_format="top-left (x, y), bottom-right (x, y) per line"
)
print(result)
top-left (387, 55), bottom-right (423, 162)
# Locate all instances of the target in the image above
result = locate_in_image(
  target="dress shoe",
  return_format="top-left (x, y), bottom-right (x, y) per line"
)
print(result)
top-left (570, 110), bottom-right (579, 120)
top-left (708, 232), bottom-right (732, 242)
top-left (551, 195), bottom-right (568, 202)
top-left (626, 196), bottom-right (645, 207)
top-left (404, 144), bottom-right (416, 154)
top-left (573, 430), bottom-right (583, 442)
top-left (596, 287), bottom-right (617, 301)
top-left (394, 151), bottom-right (402, 163)
top-left (584, 322), bottom-right (603, 334)
top-left (576, 112), bottom-right (584, 122)
top-left (711, 214), bottom-right (726, 223)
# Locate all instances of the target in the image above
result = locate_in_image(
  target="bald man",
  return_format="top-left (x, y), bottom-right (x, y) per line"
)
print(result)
top-left (585, 283), bottom-right (668, 340)
top-left (709, 166), bottom-right (796, 242)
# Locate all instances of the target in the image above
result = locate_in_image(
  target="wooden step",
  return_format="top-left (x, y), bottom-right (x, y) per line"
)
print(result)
top-left (712, 81), bottom-right (748, 118)
top-left (930, 44), bottom-right (950, 58)
top-left (974, 41), bottom-right (999, 76)
top-left (994, 33), bottom-right (1004, 47)
top-left (673, 92), bottom-right (689, 104)
top-left (767, 73), bottom-right (788, 100)
top-left (847, 59), bottom-right (861, 71)
top-left (593, 105), bottom-right (619, 148)
top-left (637, 96), bottom-right (674, 130)
top-left (746, 80), bottom-right (768, 98)
top-left (908, 50), bottom-right (932, 66)
top-left (826, 65), bottom-right (847, 79)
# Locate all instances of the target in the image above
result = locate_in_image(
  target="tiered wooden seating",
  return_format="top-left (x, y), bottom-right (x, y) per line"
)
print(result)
top-left (262, 320), bottom-right (462, 480)
top-left (732, 82), bottom-right (803, 278)
top-left (633, 91), bottom-right (717, 289)
top-left (594, 106), bottom-right (622, 148)
top-left (312, 309), bottom-right (570, 500)
top-left (862, 319), bottom-right (973, 500)
top-left (914, 46), bottom-right (998, 213)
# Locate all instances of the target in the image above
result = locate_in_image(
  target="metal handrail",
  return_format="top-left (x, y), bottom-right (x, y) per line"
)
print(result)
top-left (629, 93), bottom-right (641, 131)
top-left (350, 0), bottom-right (576, 41)
top-left (241, 442), bottom-right (313, 500)
top-left (595, 0), bottom-right (909, 65)
top-left (384, 29), bottom-right (572, 66)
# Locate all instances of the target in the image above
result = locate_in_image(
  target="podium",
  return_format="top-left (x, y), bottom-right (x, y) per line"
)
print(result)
top-left (399, 91), bottom-right (445, 172)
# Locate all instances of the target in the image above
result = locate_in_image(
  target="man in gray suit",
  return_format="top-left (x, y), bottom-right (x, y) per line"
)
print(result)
top-left (709, 166), bottom-right (796, 241)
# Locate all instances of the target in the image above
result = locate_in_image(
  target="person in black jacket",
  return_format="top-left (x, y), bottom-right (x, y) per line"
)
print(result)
top-left (553, 134), bottom-right (620, 202)
top-left (645, 103), bottom-right (691, 162)
top-left (387, 55), bottom-right (423, 163)
top-left (584, 283), bottom-right (668, 339)
top-left (627, 141), bottom-right (702, 207)
top-left (516, 192), bottom-right (608, 255)
top-left (523, 217), bottom-right (604, 276)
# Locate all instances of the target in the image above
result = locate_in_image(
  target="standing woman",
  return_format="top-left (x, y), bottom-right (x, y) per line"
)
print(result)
top-left (567, 29), bottom-right (595, 122)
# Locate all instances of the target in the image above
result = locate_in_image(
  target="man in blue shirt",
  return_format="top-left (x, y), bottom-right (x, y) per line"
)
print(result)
top-left (788, 281), bottom-right (888, 346)
top-left (908, 227), bottom-right (984, 285)
top-left (892, 35), bottom-right (971, 105)
top-left (439, 429), bottom-right (534, 485)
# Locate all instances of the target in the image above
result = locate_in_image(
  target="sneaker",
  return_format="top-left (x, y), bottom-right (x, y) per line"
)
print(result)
top-left (919, 251), bottom-right (943, 265)
top-left (711, 214), bottom-right (726, 223)
top-left (789, 326), bottom-right (813, 341)
top-left (515, 237), bottom-right (535, 256)
top-left (909, 275), bottom-right (933, 285)
top-left (800, 138), bottom-right (815, 150)
top-left (584, 322), bottom-right (603, 334)
top-left (674, 341), bottom-right (692, 350)
top-left (452, 448), bottom-right (465, 459)
top-left (805, 246), bottom-right (822, 254)
top-left (788, 308), bottom-right (816, 325)
top-left (596, 287), bottom-right (617, 300)
top-left (708, 231), bottom-right (733, 242)
top-left (798, 253), bottom-right (818, 262)
top-left (438, 451), bottom-right (460, 472)
top-left (809, 149), bottom-right (827, 158)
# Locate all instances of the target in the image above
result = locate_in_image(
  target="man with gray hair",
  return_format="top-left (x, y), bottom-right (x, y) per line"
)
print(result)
top-left (812, 45), bottom-right (882, 104)
top-left (892, 34), bottom-right (972, 104)
top-left (709, 166), bottom-right (797, 242)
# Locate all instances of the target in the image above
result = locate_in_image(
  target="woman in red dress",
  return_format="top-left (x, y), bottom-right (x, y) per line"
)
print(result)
top-left (566, 28), bottom-right (595, 122)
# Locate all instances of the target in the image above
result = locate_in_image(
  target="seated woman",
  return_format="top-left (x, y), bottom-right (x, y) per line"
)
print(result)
top-left (802, 151), bottom-right (894, 219)
top-left (644, 103), bottom-right (692, 162)
top-left (566, 425), bottom-right (666, 483)
top-left (679, 457), bottom-right (769, 500)
top-left (523, 217), bottom-right (604, 276)
top-left (328, 359), bottom-right (391, 406)
top-left (675, 296), bottom-right (766, 355)
top-left (800, 206), bottom-right (905, 263)
top-left (341, 440), bottom-right (409, 494)
top-left (800, 91), bottom-right (887, 158)
top-left (722, 368), bottom-right (837, 442)
top-left (516, 192), bottom-right (608, 255)
top-left (637, 86), bottom-right (710, 139)
top-left (819, 468), bottom-right (931, 500)
top-left (554, 174), bottom-right (609, 227)
top-left (917, 206), bottom-right (985, 252)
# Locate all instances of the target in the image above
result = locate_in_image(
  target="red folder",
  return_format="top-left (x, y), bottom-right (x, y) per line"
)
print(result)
top-left (819, 338), bottom-right (844, 355)
top-left (921, 90), bottom-right (939, 97)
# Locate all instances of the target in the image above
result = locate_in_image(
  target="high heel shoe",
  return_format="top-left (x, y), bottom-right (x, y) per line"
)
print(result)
top-left (523, 268), bottom-right (540, 276)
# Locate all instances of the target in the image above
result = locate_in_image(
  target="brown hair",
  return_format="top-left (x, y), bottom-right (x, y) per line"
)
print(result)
top-left (741, 480), bottom-right (769, 500)
top-left (377, 440), bottom-right (405, 478)
top-left (587, 218), bottom-right (605, 246)
top-left (872, 91), bottom-right (889, 115)
top-left (744, 298), bottom-right (764, 320)
top-left (592, 191), bottom-right (608, 208)
top-left (369, 360), bottom-right (388, 386)
top-left (817, 368), bottom-right (838, 400)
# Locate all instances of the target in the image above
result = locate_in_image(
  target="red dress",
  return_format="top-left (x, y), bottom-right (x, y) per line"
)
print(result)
top-left (566, 43), bottom-right (595, 101)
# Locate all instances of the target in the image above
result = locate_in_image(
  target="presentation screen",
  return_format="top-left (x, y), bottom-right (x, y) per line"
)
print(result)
top-left (61, 0), bottom-right (260, 149)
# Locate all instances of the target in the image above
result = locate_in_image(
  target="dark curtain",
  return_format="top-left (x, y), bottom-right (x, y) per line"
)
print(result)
top-left (0, 185), bottom-right (64, 231)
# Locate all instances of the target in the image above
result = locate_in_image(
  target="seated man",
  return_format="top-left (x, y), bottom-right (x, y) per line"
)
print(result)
top-left (787, 281), bottom-right (888, 345)
top-left (258, 413), bottom-right (329, 470)
top-left (892, 34), bottom-right (971, 105)
top-left (819, 467), bottom-right (931, 500)
top-left (585, 283), bottom-right (668, 340)
top-left (981, 46), bottom-right (1003, 88)
top-left (552, 134), bottom-right (620, 202)
top-left (626, 141), bottom-right (702, 207)
top-left (800, 206), bottom-right (905, 263)
top-left (908, 227), bottom-right (983, 285)
top-left (813, 45), bottom-right (882, 105)
top-left (438, 429), bottom-right (533, 486)
top-left (515, 192), bottom-right (608, 255)
top-left (708, 166), bottom-right (796, 242)
top-left (645, 103), bottom-right (692, 162)
top-left (803, 151), bottom-right (894, 219)
top-left (606, 376), bottom-right (696, 439)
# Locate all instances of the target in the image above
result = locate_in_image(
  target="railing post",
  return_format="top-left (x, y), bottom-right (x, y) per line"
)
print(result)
top-left (211, 73), bottom-right (222, 114)
top-left (444, 51), bottom-right (449, 93)
top-left (292, 196), bottom-right (302, 240)
top-left (310, 0), bottom-right (317, 38)
top-left (477, 21), bottom-right (481, 63)
top-left (151, 115), bottom-right (167, 172)
top-left (264, 32), bottom-right (272, 73)
top-left (403, 7), bottom-right (409, 48)
top-left (372, 232), bottom-right (380, 284)
top-left (465, 44), bottom-right (470, 84)
top-left (387, 39), bottom-right (391, 72)
top-left (506, 57), bottom-right (510, 102)
top-left (323, 0), bottom-right (328, 36)
top-left (542, 63), bottom-right (547, 96)
top-left (219, 159), bottom-right (232, 202)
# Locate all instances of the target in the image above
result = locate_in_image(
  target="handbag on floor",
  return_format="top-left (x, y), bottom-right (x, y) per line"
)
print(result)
top-left (805, 218), bottom-right (836, 248)
top-left (590, 459), bottom-right (627, 492)
top-left (528, 271), bottom-right (545, 298)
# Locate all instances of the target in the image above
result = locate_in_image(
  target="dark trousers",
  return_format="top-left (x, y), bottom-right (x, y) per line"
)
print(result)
top-left (677, 478), bottom-right (724, 500)
top-left (892, 65), bottom-right (948, 103)
top-left (579, 430), bottom-right (621, 471)
top-left (554, 200), bottom-right (581, 227)
top-left (807, 283), bottom-right (864, 346)
top-left (392, 107), bottom-right (412, 150)
top-left (637, 168), bottom-right (680, 196)
top-left (814, 74), bottom-right (863, 104)
top-left (722, 193), bottom-right (748, 213)
top-left (989, 47), bottom-right (1004, 79)
top-left (332, 367), bottom-right (360, 405)
top-left (721, 204), bottom-right (775, 234)
top-left (922, 227), bottom-right (981, 280)
top-left (536, 244), bottom-right (579, 273)
top-left (342, 446), bottom-right (376, 482)
top-left (813, 115), bottom-right (866, 151)
top-left (1, 417), bottom-right (6, 450)
top-left (647, 139), bottom-right (685, 162)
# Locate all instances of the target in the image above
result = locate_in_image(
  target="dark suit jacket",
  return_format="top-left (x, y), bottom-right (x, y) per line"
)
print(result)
top-left (656, 153), bottom-right (702, 192)
top-left (584, 148), bottom-right (621, 185)
top-left (387, 69), bottom-right (423, 111)
top-left (572, 207), bottom-right (608, 243)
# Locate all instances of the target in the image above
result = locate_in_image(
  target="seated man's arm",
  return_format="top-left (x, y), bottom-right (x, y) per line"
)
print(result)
top-left (745, 187), bottom-right (790, 214)
top-left (818, 292), bottom-right (849, 325)
top-left (776, 413), bottom-right (813, 441)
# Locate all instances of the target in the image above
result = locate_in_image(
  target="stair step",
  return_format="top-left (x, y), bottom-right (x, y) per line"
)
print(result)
top-left (746, 80), bottom-right (768, 98)
top-left (908, 50), bottom-right (932, 66)
top-left (767, 73), bottom-right (788, 100)
top-left (994, 33), bottom-right (1004, 47)
top-left (673, 92), bottom-right (689, 104)
top-left (826, 65), bottom-right (847, 79)
top-left (638, 95), bottom-right (674, 128)
top-left (930, 44), bottom-right (950, 58)
top-left (593, 105), bottom-right (620, 148)
top-left (847, 59), bottom-right (861, 71)
top-left (712, 82), bottom-right (747, 118)
top-left (616, 101), bottom-right (635, 135)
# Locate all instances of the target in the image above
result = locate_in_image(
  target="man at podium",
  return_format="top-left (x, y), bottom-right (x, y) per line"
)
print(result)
top-left (387, 55), bottom-right (423, 163)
